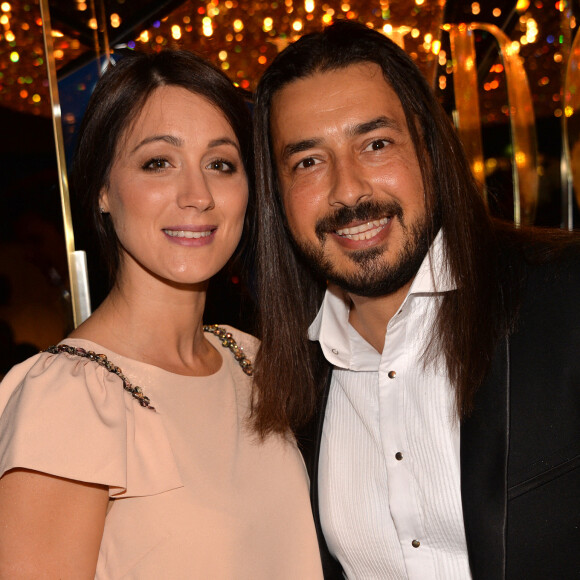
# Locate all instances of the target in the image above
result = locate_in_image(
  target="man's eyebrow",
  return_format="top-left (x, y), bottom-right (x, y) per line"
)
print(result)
top-left (280, 138), bottom-right (321, 162)
top-left (131, 134), bottom-right (183, 154)
top-left (348, 116), bottom-right (403, 138)
top-left (279, 116), bottom-right (403, 162)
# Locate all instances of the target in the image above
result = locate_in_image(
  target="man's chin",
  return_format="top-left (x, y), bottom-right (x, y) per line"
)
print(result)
top-left (297, 230), bottom-right (430, 299)
top-left (324, 263), bottom-right (420, 298)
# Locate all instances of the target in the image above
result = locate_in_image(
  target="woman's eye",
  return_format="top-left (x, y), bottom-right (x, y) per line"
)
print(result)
top-left (143, 158), bottom-right (171, 171)
top-left (207, 159), bottom-right (235, 173)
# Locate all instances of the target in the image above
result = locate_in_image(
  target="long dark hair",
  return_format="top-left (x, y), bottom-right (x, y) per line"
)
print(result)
top-left (70, 49), bottom-right (254, 286)
top-left (252, 20), bottom-right (516, 436)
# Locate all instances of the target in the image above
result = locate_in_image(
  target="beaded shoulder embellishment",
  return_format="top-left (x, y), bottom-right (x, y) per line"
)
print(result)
top-left (44, 325), bottom-right (253, 412)
top-left (202, 324), bottom-right (253, 377)
top-left (44, 344), bottom-right (156, 410)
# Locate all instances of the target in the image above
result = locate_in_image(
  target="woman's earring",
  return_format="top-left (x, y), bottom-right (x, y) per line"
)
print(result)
top-left (99, 207), bottom-right (106, 214)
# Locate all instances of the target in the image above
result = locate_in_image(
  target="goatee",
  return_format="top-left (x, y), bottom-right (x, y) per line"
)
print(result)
top-left (295, 200), bottom-right (433, 298)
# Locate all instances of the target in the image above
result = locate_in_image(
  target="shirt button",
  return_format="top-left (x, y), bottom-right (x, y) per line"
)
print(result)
top-left (388, 370), bottom-right (396, 379)
top-left (395, 452), bottom-right (403, 461)
top-left (412, 539), bottom-right (421, 548)
top-left (332, 348), bottom-right (339, 355)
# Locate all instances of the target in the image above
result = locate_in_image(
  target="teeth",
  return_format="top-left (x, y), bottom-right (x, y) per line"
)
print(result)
top-left (164, 229), bottom-right (213, 239)
top-left (336, 217), bottom-right (389, 241)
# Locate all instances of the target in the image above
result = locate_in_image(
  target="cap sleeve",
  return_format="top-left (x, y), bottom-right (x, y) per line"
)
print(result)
top-left (0, 350), bottom-right (183, 498)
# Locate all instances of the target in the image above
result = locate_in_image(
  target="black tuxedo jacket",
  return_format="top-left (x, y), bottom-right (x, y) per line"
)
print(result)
top-left (297, 247), bottom-right (580, 579)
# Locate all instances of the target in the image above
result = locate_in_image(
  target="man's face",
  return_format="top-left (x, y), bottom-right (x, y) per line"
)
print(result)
top-left (270, 62), bottom-right (431, 298)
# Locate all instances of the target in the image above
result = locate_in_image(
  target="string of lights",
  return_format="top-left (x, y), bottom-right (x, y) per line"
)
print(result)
top-left (0, 1), bottom-right (574, 124)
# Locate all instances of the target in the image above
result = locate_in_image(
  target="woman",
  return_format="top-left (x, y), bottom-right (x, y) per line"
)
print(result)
top-left (0, 50), bottom-right (322, 578)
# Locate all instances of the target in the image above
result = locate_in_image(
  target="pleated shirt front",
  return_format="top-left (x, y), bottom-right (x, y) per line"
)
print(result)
top-left (309, 233), bottom-right (472, 580)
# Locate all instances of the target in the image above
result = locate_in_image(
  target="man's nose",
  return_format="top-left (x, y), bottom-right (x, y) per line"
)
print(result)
top-left (328, 160), bottom-right (372, 208)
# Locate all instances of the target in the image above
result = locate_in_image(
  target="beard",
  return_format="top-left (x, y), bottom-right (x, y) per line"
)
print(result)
top-left (294, 200), bottom-right (433, 298)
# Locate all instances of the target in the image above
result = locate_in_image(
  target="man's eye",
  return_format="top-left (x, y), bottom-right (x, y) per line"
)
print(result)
top-left (296, 157), bottom-right (318, 169)
top-left (143, 158), bottom-right (170, 171)
top-left (366, 139), bottom-right (389, 151)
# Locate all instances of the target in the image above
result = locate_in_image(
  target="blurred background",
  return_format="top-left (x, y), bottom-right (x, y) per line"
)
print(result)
top-left (1, 0), bottom-right (579, 375)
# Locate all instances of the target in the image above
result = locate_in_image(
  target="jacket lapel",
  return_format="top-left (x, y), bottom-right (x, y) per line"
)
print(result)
top-left (460, 336), bottom-right (510, 580)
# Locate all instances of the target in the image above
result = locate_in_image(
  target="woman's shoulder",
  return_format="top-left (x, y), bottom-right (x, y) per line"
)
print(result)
top-left (0, 340), bottom-right (182, 497)
top-left (0, 340), bottom-right (115, 404)
top-left (204, 324), bottom-right (259, 360)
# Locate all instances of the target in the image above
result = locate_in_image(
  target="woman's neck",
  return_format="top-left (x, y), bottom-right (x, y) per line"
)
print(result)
top-left (69, 273), bottom-right (221, 376)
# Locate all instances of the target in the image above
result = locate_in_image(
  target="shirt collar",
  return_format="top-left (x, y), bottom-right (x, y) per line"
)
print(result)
top-left (308, 284), bottom-right (353, 368)
top-left (409, 230), bottom-right (455, 294)
top-left (308, 230), bottom-right (455, 369)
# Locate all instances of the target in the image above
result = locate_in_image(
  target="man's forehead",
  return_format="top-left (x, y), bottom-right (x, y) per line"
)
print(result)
top-left (271, 61), bottom-right (390, 107)
top-left (269, 62), bottom-right (405, 143)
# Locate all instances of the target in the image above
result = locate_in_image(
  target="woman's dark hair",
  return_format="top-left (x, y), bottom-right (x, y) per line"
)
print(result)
top-left (251, 20), bottom-right (516, 436)
top-left (70, 49), bottom-right (254, 285)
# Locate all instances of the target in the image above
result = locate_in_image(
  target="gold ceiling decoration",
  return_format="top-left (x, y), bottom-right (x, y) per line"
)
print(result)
top-left (0, 0), bottom-right (574, 124)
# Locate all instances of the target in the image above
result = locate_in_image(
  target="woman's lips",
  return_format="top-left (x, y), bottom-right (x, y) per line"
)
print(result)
top-left (163, 228), bottom-right (214, 239)
top-left (162, 226), bottom-right (217, 245)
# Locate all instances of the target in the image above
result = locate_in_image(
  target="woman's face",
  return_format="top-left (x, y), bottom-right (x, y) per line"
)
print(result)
top-left (100, 85), bottom-right (248, 287)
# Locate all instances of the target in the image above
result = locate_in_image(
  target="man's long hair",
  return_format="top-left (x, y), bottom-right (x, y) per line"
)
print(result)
top-left (252, 20), bottom-right (513, 436)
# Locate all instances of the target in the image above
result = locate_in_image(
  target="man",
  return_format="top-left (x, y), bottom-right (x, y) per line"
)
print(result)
top-left (252, 20), bottom-right (580, 580)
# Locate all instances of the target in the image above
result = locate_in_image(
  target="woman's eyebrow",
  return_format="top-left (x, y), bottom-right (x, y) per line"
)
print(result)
top-left (131, 134), bottom-right (183, 154)
top-left (208, 137), bottom-right (241, 152)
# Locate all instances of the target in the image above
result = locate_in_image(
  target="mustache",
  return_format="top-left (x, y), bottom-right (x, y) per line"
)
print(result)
top-left (314, 200), bottom-right (403, 242)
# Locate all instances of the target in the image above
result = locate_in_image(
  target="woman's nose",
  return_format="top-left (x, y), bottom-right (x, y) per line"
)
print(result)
top-left (176, 171), bottom-right (215, 212)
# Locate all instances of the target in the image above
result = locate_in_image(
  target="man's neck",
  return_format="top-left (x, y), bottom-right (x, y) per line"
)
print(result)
top-left (346, 280), bottom-right (414, 353)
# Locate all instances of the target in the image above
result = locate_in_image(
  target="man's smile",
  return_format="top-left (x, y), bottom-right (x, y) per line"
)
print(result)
top-left (314, 201), bottom-right (403, 243)
top-left (335, 217), bottom-right (390, 241)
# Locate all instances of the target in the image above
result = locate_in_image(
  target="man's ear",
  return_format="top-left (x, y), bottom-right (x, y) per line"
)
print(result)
top-left (99, 187), bottom-right (110, 214)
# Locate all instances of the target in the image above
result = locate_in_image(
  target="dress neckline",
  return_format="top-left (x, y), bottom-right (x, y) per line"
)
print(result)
top-left (59, 335), bottom-right (226, 380)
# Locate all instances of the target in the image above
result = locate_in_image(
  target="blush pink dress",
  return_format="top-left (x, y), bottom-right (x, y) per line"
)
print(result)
top-left (0, 327), bottom-right (323, 579)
